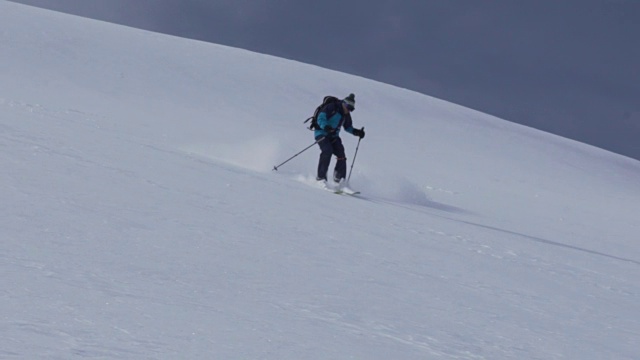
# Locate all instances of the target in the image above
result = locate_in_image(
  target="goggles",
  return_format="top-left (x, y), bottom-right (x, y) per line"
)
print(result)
top-left (344, 101), bottom-right (355, 112)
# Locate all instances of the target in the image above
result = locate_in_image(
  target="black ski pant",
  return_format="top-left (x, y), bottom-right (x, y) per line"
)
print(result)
top-left (316, 136), bottom-right (346, 181)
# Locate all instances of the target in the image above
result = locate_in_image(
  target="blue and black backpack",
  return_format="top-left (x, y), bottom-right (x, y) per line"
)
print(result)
top-left (304, 96), bottom-right (341, 131)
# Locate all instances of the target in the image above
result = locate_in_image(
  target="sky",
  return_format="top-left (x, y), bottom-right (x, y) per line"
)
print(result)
top-left (3, 2), bottom-right (640, 357)
top-left (9, 0), bottom-right (640, 160)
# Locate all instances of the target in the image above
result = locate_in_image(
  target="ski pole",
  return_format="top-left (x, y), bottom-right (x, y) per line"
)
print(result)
top-left (347, 128), bottom-right (363, 183)
top-left (273, 137), bottom-right (325, 171)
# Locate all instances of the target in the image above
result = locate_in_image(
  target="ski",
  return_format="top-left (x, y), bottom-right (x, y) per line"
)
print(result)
top-left (314, 179), bottom-right (360, 196)
top-left (334, 186), bottom-right (360, 196)
top-left (334, 189), bottom-right (361, 196)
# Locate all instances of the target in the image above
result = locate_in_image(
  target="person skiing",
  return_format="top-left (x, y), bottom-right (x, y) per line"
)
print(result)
top-left (314, 93), bottom-right (365, 184)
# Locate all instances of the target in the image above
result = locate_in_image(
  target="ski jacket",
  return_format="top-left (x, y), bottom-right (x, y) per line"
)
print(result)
top-left (314, 101), bottom-right (355, 139)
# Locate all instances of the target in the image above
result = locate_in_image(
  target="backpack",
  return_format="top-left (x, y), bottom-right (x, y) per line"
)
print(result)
top-left (304, 96), bottom-right (341, 131)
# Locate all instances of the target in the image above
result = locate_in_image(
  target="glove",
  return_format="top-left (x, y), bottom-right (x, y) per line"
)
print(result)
top-left (323, 125), bottom-right (334, 133)
top-left (352, 127), bottom-right (365, 139)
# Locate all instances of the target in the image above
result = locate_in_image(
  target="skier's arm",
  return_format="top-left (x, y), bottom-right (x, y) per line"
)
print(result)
top-left (317, 112), bottom-right (329, 130)
top-left (342, 113), bottom-right (355, 134)
top-left (317, 103), bottom-right (338, 132)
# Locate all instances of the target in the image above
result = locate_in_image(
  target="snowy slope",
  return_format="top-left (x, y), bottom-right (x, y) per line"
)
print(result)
top-left (2, 2), bottom-right (639, 359)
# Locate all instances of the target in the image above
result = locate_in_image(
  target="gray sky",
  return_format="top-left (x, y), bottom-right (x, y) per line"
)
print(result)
top-left (10, 0), bottom-right (640, 160)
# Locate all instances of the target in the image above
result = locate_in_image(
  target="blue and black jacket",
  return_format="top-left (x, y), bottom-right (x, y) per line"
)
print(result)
top-left (314, 101), bottom-right (355, 139)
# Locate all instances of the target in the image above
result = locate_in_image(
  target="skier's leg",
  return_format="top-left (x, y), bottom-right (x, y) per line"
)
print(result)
top-left (332, 138), bottom-right (347, 182)
top-left (316, 138), bottom-right (333, 181)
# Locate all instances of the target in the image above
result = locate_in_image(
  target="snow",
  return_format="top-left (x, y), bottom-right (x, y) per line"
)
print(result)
top-left (2, 2), bottom-right (639, 359)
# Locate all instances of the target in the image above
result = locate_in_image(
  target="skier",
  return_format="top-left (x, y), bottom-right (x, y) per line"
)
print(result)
top-left (314, 93), bottom-right (365, 184)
